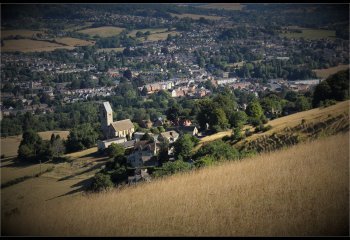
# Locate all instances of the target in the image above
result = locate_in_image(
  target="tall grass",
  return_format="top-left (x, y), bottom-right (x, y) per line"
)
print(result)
top-left (2, 132), bottom-right (349, 236)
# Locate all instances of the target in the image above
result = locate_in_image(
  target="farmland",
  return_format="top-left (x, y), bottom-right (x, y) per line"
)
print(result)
top-left (1, 29), bottom-right (45, 39)
top-left (313, 64), bottom-right (350, 79)
top-left (1, 39), bottom-right (75, 52)
top-left (2, 131), bottom-right (348, 236)
top-left (77, 26), bottom-right (126, 37)
top-left (1, 37), bottom-right (94, 53)
top-left (54, 37), bottom-right (95, 47)
top-left (280, 28), bottom-right (336, 40)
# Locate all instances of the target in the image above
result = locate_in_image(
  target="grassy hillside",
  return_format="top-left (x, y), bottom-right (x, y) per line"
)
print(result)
top-left (3, 132), bottom-right (348, 236)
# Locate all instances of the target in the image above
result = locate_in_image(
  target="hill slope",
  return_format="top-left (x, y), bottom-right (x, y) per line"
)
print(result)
top-left (3, 132), bottom-right (349, 236)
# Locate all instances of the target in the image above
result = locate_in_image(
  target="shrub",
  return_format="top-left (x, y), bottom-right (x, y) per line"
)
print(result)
top-left (90, 173), bottom-right (114, 192)
top-left (194, 140), bottom-right (239, 161)
top-left (245, 129), bottom-right (253, 137)
top-left (263, 125), bottom-right (272, 132)
top-left (153, 160), bottom-right (192, 177)
top-left (194, 155), bottom-right (216, 168)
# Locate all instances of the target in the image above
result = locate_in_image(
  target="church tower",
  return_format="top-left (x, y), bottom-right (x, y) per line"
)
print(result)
top-left (100, 101), bottom-right (113, 138)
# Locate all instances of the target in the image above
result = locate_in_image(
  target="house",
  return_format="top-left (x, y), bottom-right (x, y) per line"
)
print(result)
top-left (100, 102), bottom-right (135, 139)
top-left (97, 137), bottom-right (127, 150)
top-left (133, 132), bottom-right (146, 142)
top-left (158, 130), bottom-right (179, 143)
top-left (140, 119), bottom-right (153, 129)
top-left (127, 140), bottom-right (159, 168)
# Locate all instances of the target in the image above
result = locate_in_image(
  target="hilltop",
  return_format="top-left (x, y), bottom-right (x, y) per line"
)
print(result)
top-left (2, 131), bottom-right (348, 236)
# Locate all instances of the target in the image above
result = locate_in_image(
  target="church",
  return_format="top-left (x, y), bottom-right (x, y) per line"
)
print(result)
top-left (100, 101), bottom-right (135, 140)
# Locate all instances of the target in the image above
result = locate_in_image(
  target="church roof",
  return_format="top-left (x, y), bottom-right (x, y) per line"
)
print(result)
top-left (110, 119), bottom-right (134, 132)
top-left (103, 101), bottom-right (113, 113)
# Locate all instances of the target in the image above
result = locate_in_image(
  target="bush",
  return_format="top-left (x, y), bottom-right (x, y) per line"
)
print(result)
top-left (321, 99), bottom-right (337, 108)
top-left (194, 155), bottom-right (215, 168)
top-left (106, 143), bottom-right (125, 158)
top-left (194, 140), bottom-right (239, 161)
top-left (153, 160), bottom-right (192, 177)
top-left (90, 173), bottom-right (114, 192)
top-left (245, 129), bottom-right (253, 137)
top-left (249, 117), bottom-right (261, 127)
top-left (262, 125), bottom-right (272, 132)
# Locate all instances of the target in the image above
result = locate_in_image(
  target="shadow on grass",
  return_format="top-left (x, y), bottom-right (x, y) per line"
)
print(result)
top-left (57, 161), bottom-right (107, 181)
top-left (46, 178), bottom-right (93, 201)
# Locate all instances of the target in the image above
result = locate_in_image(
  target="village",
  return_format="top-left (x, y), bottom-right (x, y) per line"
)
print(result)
top-left (96, 101), bottom-right (200, 184)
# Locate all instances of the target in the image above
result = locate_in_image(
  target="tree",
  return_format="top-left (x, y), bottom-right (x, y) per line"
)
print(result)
top-left (212, 108), bottom-right (230, 132)
top-left (50, 134), bottom-right (65, 157)
top-left (246, 100), bottom-right (264, 119)
top-left (312, 69), bottom-right (349, 107)
top-left (173, 134), bottom-right (195, 161)
top-left (18, 129), bottom-right (52, 162)
top-left (91, 173), bottom-right (114, 192)
top-left (123, 69), bottom-right (132, 80)
top-left (166, 105), bottom-right (181, 124)
top-left (229, 111), bottom-right (247, 128)
top-left (106, 143), bottom-right (125, 158)
top-left (65, 123), bottom-right (99, 152)
top-left (295, 96), bottom-right (311, 111)
top-left (158, 138), bottom-right (169, 165)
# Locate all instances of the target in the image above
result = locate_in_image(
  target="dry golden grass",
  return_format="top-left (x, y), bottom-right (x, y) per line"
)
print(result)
top-left (1, 39), bottom-right (75, 52)
top-left (54, 37), bottom-right (95, 47)
top-left (0, 131), bottom-right (69, 158)
top-left (77, 26), bottom-right (125, 37)
top-left (313, 64), bottom-right (350, 79)
top-left (1, 29), bottom-right (44, 39)
top-left (198, 3), bottom-right (243, 10)
top-left (170, 13), bottom-right (223, 20)
top-left (2, 132), bottom-right (348, 236)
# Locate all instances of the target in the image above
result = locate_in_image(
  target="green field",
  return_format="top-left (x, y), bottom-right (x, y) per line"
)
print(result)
top-left (280, 28), bottom-right (336, 40)
top-left (77, 26), bottom-right (126, 37)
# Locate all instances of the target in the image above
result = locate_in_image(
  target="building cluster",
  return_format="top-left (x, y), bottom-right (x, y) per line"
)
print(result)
top-left (97, 102), bottom-right (199, 176)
